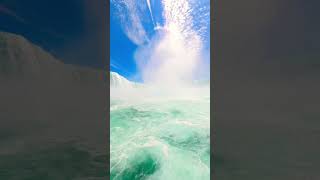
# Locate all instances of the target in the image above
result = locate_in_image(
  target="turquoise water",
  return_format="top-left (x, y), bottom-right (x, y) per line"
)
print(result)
top-left (110, 94), bottom-right (210, 180)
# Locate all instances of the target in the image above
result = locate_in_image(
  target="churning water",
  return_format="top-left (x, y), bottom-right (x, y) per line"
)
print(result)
top-left (110, 77), bottom-right (210, 180)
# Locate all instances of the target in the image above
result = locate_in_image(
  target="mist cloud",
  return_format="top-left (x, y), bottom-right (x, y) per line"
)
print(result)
top-left (111, 0), bottom-right (210, 85)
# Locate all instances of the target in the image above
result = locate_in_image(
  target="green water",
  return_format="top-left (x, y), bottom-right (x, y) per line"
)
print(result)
top-left (110, 96), bottom-right (210, 180)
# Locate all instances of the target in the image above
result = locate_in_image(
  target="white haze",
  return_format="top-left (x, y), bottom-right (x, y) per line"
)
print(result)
top-left (110, 72), bottom-right (209, 104)
top-left (135, 0), bottom-right (206, 86)
top-left (111, 0), bottom-right (210, 100)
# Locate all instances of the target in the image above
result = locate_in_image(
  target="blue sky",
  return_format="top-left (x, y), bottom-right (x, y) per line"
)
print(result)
top-left (110, 18), bottom-right (140, 81)
top-left (110, 0), bottom-right (210, 82)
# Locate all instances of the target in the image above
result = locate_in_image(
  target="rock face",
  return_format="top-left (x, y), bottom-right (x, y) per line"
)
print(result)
top-left (0, 32), bottom-right (108, 179)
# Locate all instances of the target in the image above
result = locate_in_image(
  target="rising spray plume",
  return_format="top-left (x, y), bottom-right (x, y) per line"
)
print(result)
top-left (135, 0), bottom-right (207, 87)
top-left (111, 0), bottom-right (210, 91)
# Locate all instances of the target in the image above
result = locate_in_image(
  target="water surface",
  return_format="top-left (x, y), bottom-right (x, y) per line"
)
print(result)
top-left (110, 93), bottom-right (210, 180)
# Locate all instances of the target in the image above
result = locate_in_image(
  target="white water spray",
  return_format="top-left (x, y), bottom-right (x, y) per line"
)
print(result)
top-left (111, 0), bottom-right (210, 96)
top-left (146, 0), bottom-right (155, 27)
top-left (135, 0), bottom-right (204, 88)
